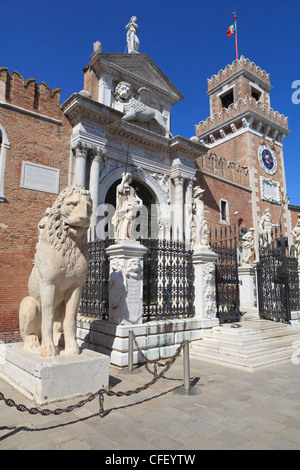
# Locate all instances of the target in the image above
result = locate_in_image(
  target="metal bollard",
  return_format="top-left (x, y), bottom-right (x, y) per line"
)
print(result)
top-left (183, 340), bottom-right (190, 393)
top-left (128, 330), bottom-right (134, 373)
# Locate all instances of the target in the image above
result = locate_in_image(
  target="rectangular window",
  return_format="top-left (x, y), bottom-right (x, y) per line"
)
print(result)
top-left (220, 199), bottom-right (229, 224)
top-left (251, 87), bottom-right (261, 101)
top-left (220, 90), bottom-right (234, 109)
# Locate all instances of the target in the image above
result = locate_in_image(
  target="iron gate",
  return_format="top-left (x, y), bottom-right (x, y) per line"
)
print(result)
top-left (257, 237), bottom-right (300, 322)
top-left (212, 226), bottom-right (241, 323)
top-left (142, 238), bottom-right (195, 321)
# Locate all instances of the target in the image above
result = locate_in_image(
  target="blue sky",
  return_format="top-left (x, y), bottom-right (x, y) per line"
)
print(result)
top-left (2, 0), bottom-right (300, 204)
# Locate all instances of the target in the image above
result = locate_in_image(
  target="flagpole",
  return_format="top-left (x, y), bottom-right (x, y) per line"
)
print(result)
top-left (234, 13), bottom-right (239, 60)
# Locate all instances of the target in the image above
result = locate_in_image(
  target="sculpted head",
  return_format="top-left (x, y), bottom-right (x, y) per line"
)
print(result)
top-left (115, 81), bottom-right (132, 102)
top-left (193, 186), bottom-right (205, 199)
top-left (41, 185), bottom-right (92, 248)
top-left (60, 189), bottom-right (93, 231)
top-left (127, 258), bottom-right (142, 275)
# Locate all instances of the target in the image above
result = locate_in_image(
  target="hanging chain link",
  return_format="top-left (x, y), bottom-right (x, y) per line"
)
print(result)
top-left (0, 335), bottom-right (184, 418)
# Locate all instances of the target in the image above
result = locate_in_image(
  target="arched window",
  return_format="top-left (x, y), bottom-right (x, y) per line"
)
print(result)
top-left (0, 124), bottom-right (10, 202)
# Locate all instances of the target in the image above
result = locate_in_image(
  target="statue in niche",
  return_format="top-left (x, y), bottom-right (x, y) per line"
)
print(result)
top-left (112, 172), bottom-right (143, 243)
top-left (114, 81), bottom-right (170, 137)
top-left (292, 216), bottom-right (300, 263)
top-left (242, 228), bottom-right (255, 264)
top-left (126, 16), bottom-right (139, 54)
top-left (259, 208), bottom-right (273, 249)
top-left (108, 259), bottom-right (126, 324)
top-left (190, 186), bottom-right (205, 249)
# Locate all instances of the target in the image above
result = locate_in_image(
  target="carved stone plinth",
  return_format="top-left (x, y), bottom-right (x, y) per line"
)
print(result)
top-left (106, 241), bottom-right (147, 325)
top-left (238, 264), bottom-right (257, 311)
top-left (192, 249), bottom-right (219, 329)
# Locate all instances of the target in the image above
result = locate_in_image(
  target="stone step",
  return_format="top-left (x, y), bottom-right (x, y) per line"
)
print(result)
top-left (191, 335), bottom-right (298, 359)
top-left (190, 319), bottom-right (300, 372)
top-left (190, 346), bottom-right (295, 373)
top-left (204, 324), bottom-right (300, 348)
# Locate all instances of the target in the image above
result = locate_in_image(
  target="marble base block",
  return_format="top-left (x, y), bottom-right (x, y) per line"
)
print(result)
top-left (0, 343), bottom-right (110, 405)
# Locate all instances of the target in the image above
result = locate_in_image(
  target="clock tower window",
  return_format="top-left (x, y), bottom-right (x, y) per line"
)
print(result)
top-left (220, 90), bottom-right (234, 109)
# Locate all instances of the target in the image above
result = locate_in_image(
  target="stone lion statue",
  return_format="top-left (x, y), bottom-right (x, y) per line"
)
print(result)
top-left (19, 185), bottom-right (93, 357)
top-left (114, 81), bottom-right (171, 137)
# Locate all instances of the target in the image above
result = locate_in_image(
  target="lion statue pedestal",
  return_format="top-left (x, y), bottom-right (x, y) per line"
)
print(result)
top-left (0, 186), bottom-right (110, 404)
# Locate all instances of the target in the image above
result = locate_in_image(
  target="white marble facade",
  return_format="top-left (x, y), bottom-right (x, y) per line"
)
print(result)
top-left (63, 48), bottom-right (204, 244)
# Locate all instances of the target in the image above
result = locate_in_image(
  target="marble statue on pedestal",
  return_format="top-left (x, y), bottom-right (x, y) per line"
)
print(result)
top-left (19, 186), bottom-right (92, 357)
top-left (292, 216), bottom-right (300, 263)
top-left (242, 228), bottom-right (255, 264)
top-left (259, 208), bottom-right (273, 249)
top-left (112, 172), bottom-right (143, 243)
top-left (190, 186), bottom-right (210, 250)
top-left (126, 16), bottom-right (139, 53)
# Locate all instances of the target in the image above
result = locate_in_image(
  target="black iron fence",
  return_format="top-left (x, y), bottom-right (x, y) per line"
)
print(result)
top-left (79, 239), bottom-right (114, 320)
top-left (211, 225), bottom-right (241, 323)
top-left (257, 236), bottom-right (300, 322)
top-left (79, 238), bottom-right (195, 322)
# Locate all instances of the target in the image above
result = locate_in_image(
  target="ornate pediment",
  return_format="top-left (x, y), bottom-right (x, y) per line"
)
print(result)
top-left (89, 53), bottom-right (183, 106)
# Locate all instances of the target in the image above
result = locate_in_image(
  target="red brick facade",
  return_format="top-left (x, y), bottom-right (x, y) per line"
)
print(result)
top-left (195, 56), bottom-right (291, 244)
top-left (0, 69), bottom-right (72, 342)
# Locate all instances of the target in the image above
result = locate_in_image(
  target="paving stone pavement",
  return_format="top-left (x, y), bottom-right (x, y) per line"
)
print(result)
top-left (1, 351), bottom-right (300, 451)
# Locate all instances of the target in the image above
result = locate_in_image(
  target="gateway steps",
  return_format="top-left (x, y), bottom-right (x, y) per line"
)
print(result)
top-left (190, 313), bottom-right (300, 372)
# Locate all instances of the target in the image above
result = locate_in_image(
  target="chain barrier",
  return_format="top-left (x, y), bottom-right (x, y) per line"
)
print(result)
top-left (0, 334), bottom-right (184, 418)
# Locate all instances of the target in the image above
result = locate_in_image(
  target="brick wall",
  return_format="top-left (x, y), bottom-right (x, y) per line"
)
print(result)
top-left (0, 69), bottom-right (72, 342)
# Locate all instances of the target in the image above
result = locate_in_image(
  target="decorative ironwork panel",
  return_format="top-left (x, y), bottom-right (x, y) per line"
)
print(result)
top-left (142, 239), bottom-right (195, 321)
top-left (257, 237), bottom-right (300, 322)
top-left (212, 226), bottom-right (241, 323)
top-left (79, 239), bottom-right (114, 320)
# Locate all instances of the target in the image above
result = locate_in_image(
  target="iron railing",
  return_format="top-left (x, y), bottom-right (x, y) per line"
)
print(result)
top-left (79, 238), bottom-right (195, 322)
top-left (79, 239), bottom-right (114, 320)
top-left (211, 225), bottom-right (241, 323)
top-left (141, 239), bottom-right (195, 321)
top-left (257, 236), bottom-right (300, 322)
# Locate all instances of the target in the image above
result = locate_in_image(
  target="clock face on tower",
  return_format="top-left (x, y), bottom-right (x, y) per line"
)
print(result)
top-left (258, 144), bottom-right (277, 175)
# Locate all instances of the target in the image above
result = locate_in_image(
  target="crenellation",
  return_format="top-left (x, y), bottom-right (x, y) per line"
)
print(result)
top-left (0, 68), bottom-right (62, 118)
top-left (196, 94), bottom-right (289, 135)
top-left (197, 151), bottom-right (250, 188)
top-left (207, 56), bottom-right (270, 91)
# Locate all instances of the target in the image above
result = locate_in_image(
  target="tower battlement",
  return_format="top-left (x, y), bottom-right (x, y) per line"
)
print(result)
top-left (0, 68), bottom-right (62, 119)
top-left (207, 55), bottom-right (271, 92)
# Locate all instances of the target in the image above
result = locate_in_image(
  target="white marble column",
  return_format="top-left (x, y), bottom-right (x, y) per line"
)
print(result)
top-left (172, 175), bottom-right (185, 241)
top-left (185, 179), bottom-right (194, 245)
top-left (74, 142), bottom-right (87, 187)
top-left (89, 147), bottom-right (104, 241)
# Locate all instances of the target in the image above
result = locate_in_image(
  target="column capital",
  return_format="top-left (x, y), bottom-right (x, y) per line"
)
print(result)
top-left (72, 141), bottom-right (88, 159)
top-left (172, 174), bottom-right (185, 186)
top-left (91, 146), bottom-right (106, 163)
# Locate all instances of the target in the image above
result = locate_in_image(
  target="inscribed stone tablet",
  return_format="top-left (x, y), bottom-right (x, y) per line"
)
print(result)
top-left (20, 161), bottom-right (60, 194)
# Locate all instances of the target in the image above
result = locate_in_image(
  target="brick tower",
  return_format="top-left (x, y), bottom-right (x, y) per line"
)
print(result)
top-left (195, 55), bottom-right (291, 244)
